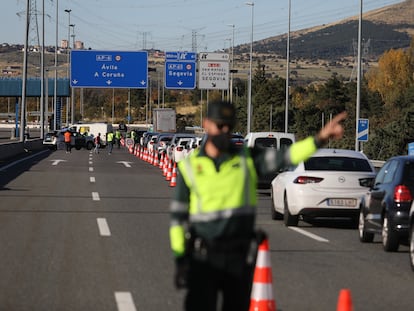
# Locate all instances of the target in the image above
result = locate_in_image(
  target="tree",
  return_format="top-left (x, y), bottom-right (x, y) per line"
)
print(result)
top-left (367, 46), bottom-right (413, 107)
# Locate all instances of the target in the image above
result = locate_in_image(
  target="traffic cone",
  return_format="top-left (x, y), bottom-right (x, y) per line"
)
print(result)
top-left (153, 151), bottom-right (159, 167)
top-left (159, 153), bottom-right (164, 169)
top-left (170, 162), bottom-right (177, 187)
top-left (166, 160), bottom-right (172, 181)
top-left (337, 289), bottom-right (353, 311)
top-left (163, 155), bottom-right (169, 176)
top-left (249, 238), bottom-right (276, 311)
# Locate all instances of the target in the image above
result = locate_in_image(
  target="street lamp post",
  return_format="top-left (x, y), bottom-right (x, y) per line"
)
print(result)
top-left (355, 0), bottom-right (363, 151)
top-left (53, 0), bottom-right (58, 131)
top-left (246, 2), bottom-right (254, 134)
top-left (70, 23), bottom-right (75, 123)
top-left (64, 9), bottom-right (71, 126)
top-left (227, 24), bottom-right (235, 103)
top-left (285, 0), bottom-right (291, 133)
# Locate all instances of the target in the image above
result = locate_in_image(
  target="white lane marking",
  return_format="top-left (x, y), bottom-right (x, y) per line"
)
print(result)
top-left (92, 192), bottom-right (100, 201)
top-left (89, 161), bottom-right (93, 165)
top-left (89, 167), bottom-right (94, 172)
top-left (115, 292), bottom-right (137, 311)
top-left (97, 218), bottom-right (111, 237)
top-left (90, 176), bottom-right (96, 183)
top-left (289, 227), bottom-right (330, 243)
top-left (117, 161), bottom-right (132, 168)
top-left (51, 159), bottom-right (67, 166)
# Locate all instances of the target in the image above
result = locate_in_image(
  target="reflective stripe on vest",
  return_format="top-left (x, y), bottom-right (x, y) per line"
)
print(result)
top-left (179, 148), bottom-right (257, 223)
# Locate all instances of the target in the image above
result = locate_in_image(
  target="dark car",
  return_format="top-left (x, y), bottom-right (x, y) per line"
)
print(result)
top-left (409, 203), bottom-right (414, 271)
top-left (358, 155), bottom-right (414, 252)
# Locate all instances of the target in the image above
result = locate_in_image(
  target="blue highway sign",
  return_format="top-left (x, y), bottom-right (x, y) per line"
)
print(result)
top-left (165, 51), bottom-right (196, 89)
top-left (357, 118), bottom-right (369, 142)
top-left (71, 50), bottom-right (148, 88)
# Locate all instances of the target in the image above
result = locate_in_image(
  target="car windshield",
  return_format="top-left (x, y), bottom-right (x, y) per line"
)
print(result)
top-left (304, 156), bottom-right (372, 172)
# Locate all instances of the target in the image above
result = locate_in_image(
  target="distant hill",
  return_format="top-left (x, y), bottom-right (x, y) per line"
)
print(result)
top-left (236, 0), bottom-right (414, 61)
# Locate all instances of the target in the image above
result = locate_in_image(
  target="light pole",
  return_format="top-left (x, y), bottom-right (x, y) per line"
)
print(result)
top-left (64, 9), bottom-right (71, 126)
top-left (227, 24), bottom-right (235, 103)
top-left (355, 0), bottom-right (363, 151)
top-left (70, 23), bottom-right (75, 123)
top-left (53, 0), bottom-right (58, 131)
top-left (246, 2), bottom-right (254, 134)
top-left (285, 0), bottom-right (291, 133)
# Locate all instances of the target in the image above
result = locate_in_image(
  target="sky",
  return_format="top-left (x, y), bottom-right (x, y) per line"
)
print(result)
top-left (1, 0), bottom-right (405, 52)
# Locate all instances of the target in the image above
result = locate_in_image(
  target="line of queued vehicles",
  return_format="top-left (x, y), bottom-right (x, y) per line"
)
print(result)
top-left (44, 125), bottom-right (414, 271)
top-left (137, 130), bottom-right (414, 272)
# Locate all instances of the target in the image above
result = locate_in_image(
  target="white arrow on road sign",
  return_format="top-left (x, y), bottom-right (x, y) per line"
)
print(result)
top-left (106, 80), bottom-right (112, 85)
top-left (72, 79), bottom-right (78, 85)
top-left (117, 161), bottom-right (132, 168)
top-left (51, 159), bottom-right (67, 166)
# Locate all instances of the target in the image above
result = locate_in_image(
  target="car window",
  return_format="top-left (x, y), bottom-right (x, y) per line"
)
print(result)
top-left (383, 160), bottom-right (399, 184)
top-left (254, 137), bottom-right (277, 148)
top-left (304, 156), bottom-right (373, 172)
top-left (280, 138), bottom-right (293, 151)
top-left (374, 161), bottom-right (390, 184)
top-left (402, 161), bottom-right (414, 184)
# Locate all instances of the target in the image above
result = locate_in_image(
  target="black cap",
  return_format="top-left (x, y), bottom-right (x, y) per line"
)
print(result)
top-left (206, 100), bottom-right (236, 128)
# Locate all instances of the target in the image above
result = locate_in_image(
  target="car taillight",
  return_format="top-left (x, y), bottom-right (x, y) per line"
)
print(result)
top-left (394, 185), bottom-right (412, 202)
top-left (176, 147), bottom-right (183, 151)
top-left (293, 176), bottom-right (323, 184)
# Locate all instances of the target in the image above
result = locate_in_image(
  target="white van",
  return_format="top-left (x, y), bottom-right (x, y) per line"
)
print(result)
top-left (244, 132), bottom-right (295, 150)
top-left (70, 122), bottom-right (113, 146)
top-left (245, 132), bottom-right (296, 189)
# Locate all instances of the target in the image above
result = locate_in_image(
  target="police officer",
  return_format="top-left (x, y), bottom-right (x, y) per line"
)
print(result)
top-left (115, 129), bottom-right (122, 149)
top-left (107, 130), bottom-right (114, 154)
top-left (169, 100), bottom-right (347, 311)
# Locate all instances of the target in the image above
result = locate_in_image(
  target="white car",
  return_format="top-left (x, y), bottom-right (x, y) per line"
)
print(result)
top-left (183, 136), bottom-right (203, 158)
top-left (270, 148), bottom-right (376, 227)
top-left (173, 137), bottom-right (194, 163)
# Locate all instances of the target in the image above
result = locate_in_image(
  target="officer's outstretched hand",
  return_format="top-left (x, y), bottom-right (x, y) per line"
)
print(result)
top-left (317, 111), bottom-right (347, 144)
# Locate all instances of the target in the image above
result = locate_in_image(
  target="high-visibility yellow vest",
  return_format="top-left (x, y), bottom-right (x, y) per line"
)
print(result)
top-left (179, 148), bottom-right (257, 221)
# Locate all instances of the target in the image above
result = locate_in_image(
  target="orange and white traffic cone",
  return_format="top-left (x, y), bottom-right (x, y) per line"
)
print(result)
top-left (153, 151), bottom-right (159, 167)
top-left (249, 238), bottom-right (276, 311)
top-left (166, 160), bottom-right (172, 181)
top-left (163, 155), bottom-right (169, 176)
top-left (337, 289), bottom-right (353, 311)
top-left (170, 162), bottom-right (177, 187)
top-left (159, 153), bottom-right (164, 169)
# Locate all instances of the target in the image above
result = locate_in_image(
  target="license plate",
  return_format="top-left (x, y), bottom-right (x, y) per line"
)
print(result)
top-left (328, 199), bottom-right (357, 207)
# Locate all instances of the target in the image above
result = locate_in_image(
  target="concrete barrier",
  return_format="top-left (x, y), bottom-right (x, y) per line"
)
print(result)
top-left (0, 139), bottom-right (46, 161)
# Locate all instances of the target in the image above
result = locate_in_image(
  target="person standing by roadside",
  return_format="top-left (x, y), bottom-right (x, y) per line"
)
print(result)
top-left (115, 129), bottom-right (122, 149)
top-left (64, 130), bottom-right (72, 153)
top-left (94, 133), bottom-right (101, 154)
top-left (107, 130), bottom-right (114, 154)
top-left (169, 100), bottom-right (347, 311)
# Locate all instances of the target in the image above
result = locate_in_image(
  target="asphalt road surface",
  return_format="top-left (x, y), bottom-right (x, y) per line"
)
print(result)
top-left (0, 146), bottom-right (412, 311)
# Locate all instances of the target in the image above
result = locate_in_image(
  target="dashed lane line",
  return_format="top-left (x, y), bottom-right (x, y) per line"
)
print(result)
top-left (289, 227), bottom-right (330, 243)
top-left (114, 292), bottom-right (137, 311)
top-left (89, 167), bottom-right (94, 172)
top-left (92, 192), bottom-right (100, 201)
top-left (90, 176), bottom-right (96, 183)
top-left (97, 218), bottom-right (111, 237)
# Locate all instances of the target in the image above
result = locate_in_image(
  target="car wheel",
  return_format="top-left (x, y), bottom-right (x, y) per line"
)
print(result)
top-left (75, 145), bottom-right (81, 150)
top-left (382, 213), bottom-right (399, 252)
top-left (86, 141), bottom-right (94, 150)
top-left (270, 188), bottom-right (283, 220)
top-left (410, 224), bottom-right (414, 271)
top-left (283, 195), bottom-right (298, 226)
top-left (358, 208), bottom-right (374, 242)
